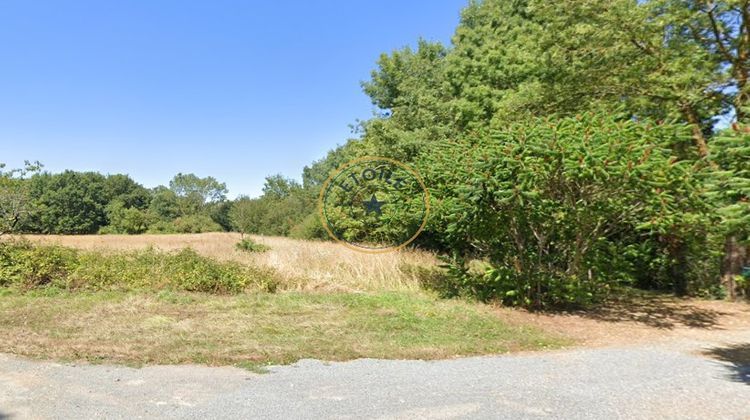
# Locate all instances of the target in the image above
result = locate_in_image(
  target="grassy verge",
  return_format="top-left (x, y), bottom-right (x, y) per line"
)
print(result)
top-left (0, 289), bottom-right (567, 369)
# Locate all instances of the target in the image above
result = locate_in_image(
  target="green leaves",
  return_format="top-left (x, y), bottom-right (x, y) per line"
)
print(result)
top-left (707, 127), bottom-right (750, 241)
top-left (0, 161), bottom-right (41, 236)
top-left (421, 113), bottom-right (710, 307)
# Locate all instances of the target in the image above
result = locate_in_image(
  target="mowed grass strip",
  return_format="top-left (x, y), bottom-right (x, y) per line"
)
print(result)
top-left (0, 290), bottom-right (567, 368)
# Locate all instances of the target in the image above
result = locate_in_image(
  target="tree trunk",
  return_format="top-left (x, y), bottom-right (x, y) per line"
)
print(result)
top-left (721, 235), bottom-right (747, 300)
top-left (669, 240), bottom-right (689, 297)
top-left (681, 104), bottom-right (710, 158)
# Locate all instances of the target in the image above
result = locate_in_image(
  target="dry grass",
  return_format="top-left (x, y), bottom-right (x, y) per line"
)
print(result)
top-left (1, 234), bottom-right (570, 367)
top-left (20, 233), bottom-right (439, 292)
top-left (0, 290), bottom-right (565, 367)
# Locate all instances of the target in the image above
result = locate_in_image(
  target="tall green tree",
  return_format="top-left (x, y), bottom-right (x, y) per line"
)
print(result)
top-left (0, 161), bottom-right (41, 235)
top-left (229, 196), bottom-right (264, 237)
top-left (708, 124), bottom-right (750, 298)
top-left (422, 113), bottom-right (711, 307)
top-left (26, 171), bottom-right (110, 234)
top-left (261, 175), bottom-right (302, 200)
top-left (169, 173), bottom-right (228, 216)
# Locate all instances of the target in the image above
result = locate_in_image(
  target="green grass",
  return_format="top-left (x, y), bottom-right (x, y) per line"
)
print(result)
top-left (0, 289), bottom-right (568, 368)
top-left (235, 238), bottom-right (271, 253)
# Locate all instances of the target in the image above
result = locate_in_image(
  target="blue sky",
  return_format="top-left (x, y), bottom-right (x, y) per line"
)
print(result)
top-left (0, 0), bottom-right (466, 197)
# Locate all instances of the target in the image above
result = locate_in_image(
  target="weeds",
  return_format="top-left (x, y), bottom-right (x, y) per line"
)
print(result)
top-left (0, 241), bottom-right (279, 294)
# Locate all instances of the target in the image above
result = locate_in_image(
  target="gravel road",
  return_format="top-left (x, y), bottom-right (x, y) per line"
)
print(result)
top-left (1, 334), bottom-right (748, 419)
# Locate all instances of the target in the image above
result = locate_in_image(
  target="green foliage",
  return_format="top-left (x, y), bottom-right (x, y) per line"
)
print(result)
top-left (319, 160), bottom-right (428, 248)
top-left (172, 214), bottom-right (223, 233)
top-left (23, 171), bottom-right (149, 234)
top-left (13, 171), bottom-right (235, 235)
top-left (229, 197), bottom-right (264, 235)
top-left (421, 113), bottom-right (711, 307)
top-left (146, 220), bottom-right (178, 234)
top-left (0, 241), bottom-right (278, 294)
top-left (148, 186), bottom-right (180, 221)
top-left (262, 174), bottom-right (301, 200)
top-left (360, 40), bottom-right (453, 162)
top-left (101, 200), bottom-right (153, 234)
top-left (302, 141), bottom-right (363, 188)
top-left (0, 242), bottom-right (78, 288)
top-left (209, 201), bottom-right (234, 232)
top-left (169, 173), bottom-right (228, 216)
top-left (707, 127), bottom-right (750, 240)
top-left (25, 171), bottom-right (109, 234)
top-left (229, 176), bottom-right (313, 237)
top-left (0, 161), bottom-right (41, 235)
top-left (289, 212), bottom-right (328, 240)
top-left (235, 238), bottom-right (270, 253)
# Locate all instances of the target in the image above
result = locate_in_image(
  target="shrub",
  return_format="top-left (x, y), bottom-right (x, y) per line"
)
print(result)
top-left (102, 200), bottom-right (153, 234)
top-left (0, 241), bottom-right (78, 288)
top-left (146, 220), bottom-right (177, 234)
top-left (421, 113), bottom-right (712, 308)
top-left (172, 214), bottom-right (223, 233)
top-left (0, 242), bottom-right (279, 293)
top-left (289, 212), bottom-right (328, 240)
top-left (235, 238), bottom-right (271, 253)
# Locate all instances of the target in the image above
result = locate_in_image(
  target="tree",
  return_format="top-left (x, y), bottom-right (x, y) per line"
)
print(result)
top-left (24, 171), bottom-right (150, 234)
top-left (148, 186), bottom-right (180, 221)
top-left (708, 124), bottom-right (750, 298)
top-left (360, 39), bottom-right (453, 162)
top-left (229, 196), bottom-right (264, 237)
top-left (103, 200), bottom-right (152, 234)
top-left (26, 171), bottom-right (111, 234)
top-left (421, 113), bottom-right (711, 307)
top-left (104, 174), bottom-right (151, 210)
top-left (261, 175), bottom-right (301, 200)
top-left (169, 173), bottom-right (228, 216)
top-left (209, 201), bottom-right (234, 232)
top-left (0, 161), bottom-right (42, 235)
top-left (302, 142), bottom-right (359, 189)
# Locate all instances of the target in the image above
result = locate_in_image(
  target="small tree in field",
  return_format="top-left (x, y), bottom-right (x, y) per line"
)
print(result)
top-left (229, 197), bottom-right (262, 238)
top-left (0, 161), bottom-right (42, 236)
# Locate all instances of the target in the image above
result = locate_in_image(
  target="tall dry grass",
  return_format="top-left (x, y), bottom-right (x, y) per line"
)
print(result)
top-left (21, 233), bottom-right (439, 292)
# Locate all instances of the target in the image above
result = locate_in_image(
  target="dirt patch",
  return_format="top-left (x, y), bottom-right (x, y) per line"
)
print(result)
top-left (495, 294), bottom-right (750, 347)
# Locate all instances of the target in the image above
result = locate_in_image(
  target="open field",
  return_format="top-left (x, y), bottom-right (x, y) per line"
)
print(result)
top-left (21, 233), bottom-right (437, 292)
top-left (4, 233), bottom-right (750, 370)
top-left (0, 289), bottom-right (565, 368)
top-left (1, 233), bottom-right (566, 367)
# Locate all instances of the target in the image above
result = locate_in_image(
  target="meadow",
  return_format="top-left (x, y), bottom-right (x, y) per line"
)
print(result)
top-left (0, 233), bottom-right (566, 369)
top-left (23, 233), bottom-right (437, 292)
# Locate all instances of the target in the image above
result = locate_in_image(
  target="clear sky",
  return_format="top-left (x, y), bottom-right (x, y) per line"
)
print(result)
top-left (0, 0), bottom-right (466, 197)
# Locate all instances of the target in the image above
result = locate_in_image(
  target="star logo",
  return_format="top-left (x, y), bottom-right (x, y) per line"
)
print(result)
top-left (363, 194), bottom-right (386, 216)
top-left (319, 156), bottom-right (429, 253)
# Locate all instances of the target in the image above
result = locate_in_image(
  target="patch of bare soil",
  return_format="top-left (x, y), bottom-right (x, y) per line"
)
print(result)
top-left (496, 294), bottom-right (750, 347)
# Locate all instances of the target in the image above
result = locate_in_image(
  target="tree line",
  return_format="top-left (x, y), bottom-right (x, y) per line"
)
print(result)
top-left (3, 0), bottom-right (750, 306)
top-left (0, 167), bottom-right (319, 238)
top-left (301, 0), bottom-right (750, 305)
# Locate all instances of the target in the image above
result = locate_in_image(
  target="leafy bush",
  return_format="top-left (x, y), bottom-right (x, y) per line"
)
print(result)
top-left (145, 220), bottom-right (178, 234)
top-left (101, 200), bottom-right (153, 234)
top-left (235, 238), bottom-right (270, 253)
top-left (289, 212), bottom-right (328, 240)
top-left (421, 114), bottom-right (712, 308)
top-left (172, 214), bottom-right (223, 233)
top-left (0, 241), bottom-right (279, 293)
top-left (0, 242), bottom-right (78, 288)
